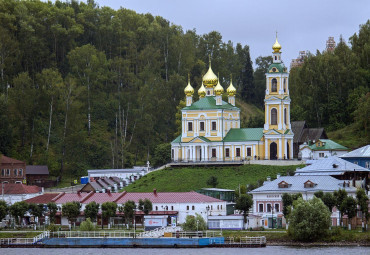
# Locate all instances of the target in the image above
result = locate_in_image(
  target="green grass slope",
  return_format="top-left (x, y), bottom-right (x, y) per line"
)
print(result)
top-left (327, 124), bottom-right (368, 149)
top-left (124, 164), bottom-right (303, 192)
top-left (236, 99), bottom-right (264, 119)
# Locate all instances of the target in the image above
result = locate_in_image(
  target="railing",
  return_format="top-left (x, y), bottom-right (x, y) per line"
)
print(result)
top-left (224, 236), bottom-right (266, 245)
top-left (33, 231), bottom-right (50, 243)
top-left (50, 231), bottom-right (137, 238)
top-left (0, 238), bottom-right (35, 245)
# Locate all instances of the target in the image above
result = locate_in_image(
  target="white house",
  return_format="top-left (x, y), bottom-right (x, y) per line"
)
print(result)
top-left (299, 139), bottom-right (348, 160)
top-left (249, 175), bottom-right (357, 228)
top-left (1, 183), bottom-right (43, 205)
top-left (88, 165), bottom-right (149, 184)
top-left (25, 190), bottom-right (227, 225)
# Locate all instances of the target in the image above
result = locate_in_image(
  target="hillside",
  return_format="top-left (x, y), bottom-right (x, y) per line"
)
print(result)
top-left (236, 99), bottom-right (264, 119)
top-left (123, 164), bottom-right (303, 192)
top-left (327, 124), bottom-right (369, 150)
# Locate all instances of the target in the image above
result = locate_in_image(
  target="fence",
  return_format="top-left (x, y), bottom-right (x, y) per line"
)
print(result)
top-left (50, 231), bottom-right (137, 238)
top-left (224, 236), bottom-right (266, 245)
top-left (0, 238), bottom-right (34, 245)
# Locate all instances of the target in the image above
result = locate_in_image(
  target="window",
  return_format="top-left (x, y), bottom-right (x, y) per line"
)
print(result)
top-left (284, 108), bottom-right (287, 125)
top-left (319, 153), bottom-right (325, 158)
top-left (304, 180), bottom-right (315, 188)
top-left (200, 121), bottom-right (205, 131)
top-left (366, 162), bottom-right (370, 169)
top-left (271, 78), bottom-right (277, 92)
top-left (217, 205), bottom-right (219, 210)
top-left (247, 147), bottom-right (251, 157)
top-left (236, 148), bottom-right (241, 157)
top-left (271, 108), bottom-right (277, 125)
top-left (18, 169), bottom-right (23, 176)
top-left (259, 204), bottom-right (263, 212)
top-left (207, 90), bottom-right (210, 95)
top-left (354, 161), bottom-right (358, 165)
top-left (211, 205), bottom-right (213, 210)
top-left (274, 204), bottom-right (280, 212)
top-left (192, 206), bottom-right (195, 210)
top-left (225, 148), bottom-right (230, 157)
top-left (1, 169), bottom-right (4, 176)
top-left (278, 181), bottom-right (290, 188)
top-left (283, 78), bottom-right (286, 92)
top-left (155, 206), bottom-right (158, 211)
top-left (212, 148), bottom-right (216, 158)
top-left (13, 169), bottom-right (17, 176)
top-left (188, 122), bottom-right (193, 131)
top-left (211, 121), bottom-right (217, 131)
top-left (6, 169), bottom-right (10, 176)
top-left (187, 206), bottom-right (189, 210)
top-left (171, 149), bottom-right (174, 159)
top-left (267, 204), bottom-right (272, 213)
top-left (220, 205), bottom-right (222, 210)
top-left (171, 206), bottom-right (174, 210)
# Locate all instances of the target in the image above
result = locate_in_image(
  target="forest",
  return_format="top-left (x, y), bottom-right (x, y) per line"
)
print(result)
top-left (0, 0), bottom-right (368, 178)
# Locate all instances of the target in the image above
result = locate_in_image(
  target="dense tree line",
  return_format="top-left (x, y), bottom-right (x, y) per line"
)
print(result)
top-left (289, 20), bottom-right (369, 143)
top-left (0, 0), bottom-right (255, 178)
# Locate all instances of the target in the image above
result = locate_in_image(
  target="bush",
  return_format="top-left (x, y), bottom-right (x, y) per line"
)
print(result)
top-left (182, 213), bottom-right (207, 231)
top-left (47, 224), bottom-right (59, 232)
top-left (288, 197), bottom-right (331, 241)
top-left (80, 218), bottom-right (96, 231)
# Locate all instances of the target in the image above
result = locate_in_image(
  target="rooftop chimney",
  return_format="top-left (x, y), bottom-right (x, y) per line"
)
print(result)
top-left (277, 174), bottom-right (281, 179)
top-left (153, 189), bottom-right (157, 195)
top-left (267, 176), bottom-right (271, 182)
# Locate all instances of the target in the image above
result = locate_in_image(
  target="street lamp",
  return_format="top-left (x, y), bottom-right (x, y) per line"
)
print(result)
top-left (271, 208), bottom-right (275, 229)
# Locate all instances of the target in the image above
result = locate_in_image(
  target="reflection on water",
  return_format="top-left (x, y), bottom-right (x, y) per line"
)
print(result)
top-left (0, 246), bottom-right (369, 255)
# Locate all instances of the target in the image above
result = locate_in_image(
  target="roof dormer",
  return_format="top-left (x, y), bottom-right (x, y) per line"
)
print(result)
top-left (278, 181), bottom-right (290, 188)
top-left (304, 180), bottom-right (316, 188)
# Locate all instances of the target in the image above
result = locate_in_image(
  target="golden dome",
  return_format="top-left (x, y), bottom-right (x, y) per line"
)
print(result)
top-left (272, 37), bottom-right (282, 53)
top-left (202, 57), bottom-right (218, 88)
top-left (214, 74), bottom-right (224, 96)
top-left (198, 83), bottom-right (206, 98)
top-left (227, 75), bottom-right (236, 96)
top-left (184, 74), bottom-right (194, 96)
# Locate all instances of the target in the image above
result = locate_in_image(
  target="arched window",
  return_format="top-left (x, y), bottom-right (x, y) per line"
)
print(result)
top-left (283, 78), bottom-right (286, 92)
top-left (271, 78), bottom-right (277, 92)
top-left (284, 108), bottom-right (287, 125)
top-left (271, 108), bottom-right (277, 125)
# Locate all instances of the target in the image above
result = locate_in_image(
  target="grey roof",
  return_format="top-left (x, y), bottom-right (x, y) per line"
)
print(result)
top-left (340, 145), bottom-right (370, 158)
top-left (291, 121), bottom-right (327, 144)
top-left (291, 121), bottom-right (306, 143)
top-left (295, 156), bottom-right (369, 176)
top-left (201, 188), bottom-right (235, 192)
top-left (90, 182), bottom-right (103, 191)
top-left (26, 165), bottom-right (49, 175)
top-left (88, 168), bottom-right (145, 174)
top-left (250, 175), bottom-right (356, 194)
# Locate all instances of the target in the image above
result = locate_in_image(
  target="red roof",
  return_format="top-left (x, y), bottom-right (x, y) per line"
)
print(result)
top-left (1, 183), bottom-right (42, 195)
top-left (0, 155), bottom-right (25, 164)
top-left (24, 193), bottom-right (60, 204)
top-left (24, 191), bottom-right (224, 205)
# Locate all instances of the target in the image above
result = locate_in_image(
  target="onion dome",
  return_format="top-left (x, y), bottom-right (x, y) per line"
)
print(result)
top-left (198, 83), bottom-right (206, 98)
top-left (214, 74), bottom-right (224, 96)
top-left (227, 75), bottom-right (236, 96)
top-left (272, 37), bottom-right (282, 53)
top-left (202, 57), bottom-right (218, 88)
top-left (184, 74), bottom-right (194, 96)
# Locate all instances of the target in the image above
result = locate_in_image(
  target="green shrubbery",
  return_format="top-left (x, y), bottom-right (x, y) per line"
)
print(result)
top-left (80, 218), bottom-right (96, 231)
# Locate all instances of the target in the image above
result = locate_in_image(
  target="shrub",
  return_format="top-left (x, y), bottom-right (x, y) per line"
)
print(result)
top-left (80, 218), bottom-right (96, 231)
top-left (182, 213), bottom-right (207, 231)
top-left (47, 224), bottom-right (59, 232)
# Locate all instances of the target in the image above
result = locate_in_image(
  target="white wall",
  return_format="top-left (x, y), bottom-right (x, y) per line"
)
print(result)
top-left (2, 193), bottom-right (42, 205)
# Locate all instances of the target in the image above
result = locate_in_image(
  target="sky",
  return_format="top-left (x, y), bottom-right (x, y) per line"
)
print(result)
top-left (74, 1), bottom-right (369, 68)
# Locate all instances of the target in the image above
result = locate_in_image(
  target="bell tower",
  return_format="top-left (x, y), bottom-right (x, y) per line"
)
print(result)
top-left (263, 34), bottom-right (294, 160)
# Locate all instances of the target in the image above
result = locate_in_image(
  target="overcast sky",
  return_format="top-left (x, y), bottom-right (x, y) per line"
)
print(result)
top-left (85, 1), bottom-right (369, 68)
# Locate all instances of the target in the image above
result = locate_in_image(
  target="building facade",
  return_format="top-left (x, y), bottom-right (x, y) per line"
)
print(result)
top-left (171, 37), bottom-right (293, 162)
top-left (340, 145), bottom-right (370, 169)
top-left (0, 155), bottom-right (26, 184)
top-left (299, 139), bottom-right (348, 160)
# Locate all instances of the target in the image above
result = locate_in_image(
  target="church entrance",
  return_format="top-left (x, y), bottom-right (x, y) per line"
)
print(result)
top-left (286, 142), bottom-right (290, 159)
top-left (270, 142), bottom-right (277, 160)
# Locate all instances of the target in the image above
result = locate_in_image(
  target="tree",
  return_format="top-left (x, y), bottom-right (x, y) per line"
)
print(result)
top-left (206, 176), bottom-right (218, 188)
top-left (122, 200), bottom-right (136, 226)
top-left (341, 196), bottom-right (357, 230)
top-left (9, 201), bottom-right (28, 225)
top-left (101, 201), bottom-right (117, 228)
top-left (282, 193), bottom-right (302, 219)
top-left (321, 193), bottom-right (336, 212)
top-left (47, 202), bottom-right (58, 224)
top-left (182, 213), bottom-right (207, 231)
top-left (235, 185), bottom-right (247, 199)
top-left (84, 201), bottom-right (100, 222)
top-left (356, 188), bottom-right (369, 231)
top-left (80, 217), bottom-right (96, 231)
top-left (138, 199), bottom-right (152, 215)
top-left (235, 194), bottom-right (253, 226)
top-left (28, 203), bottom-right (45, 225)
top-left (152, 143), bottom-right (171, 167)
top-left (62, 201), bottom-right (81, 225)
top-left (288, 197), bottom-right (331, 241)
top-left (334, 189), bottom-right (348, 226)
top-left (0, 200), bottom-right (8, 222)
top-left (314, 190), bottom-right (324, 199)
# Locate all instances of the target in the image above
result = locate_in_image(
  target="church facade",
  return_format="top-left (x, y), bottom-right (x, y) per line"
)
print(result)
top-left (171, 37), bottom-right (294, 162)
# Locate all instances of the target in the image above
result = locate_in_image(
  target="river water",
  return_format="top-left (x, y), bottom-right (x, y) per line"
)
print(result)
top-left (0, 247), bottom-right (369, 255)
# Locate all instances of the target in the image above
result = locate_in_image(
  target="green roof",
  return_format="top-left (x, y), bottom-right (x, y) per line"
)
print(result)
top-left (223, 128), bottom-right (264, 142)
top-left (268, 63), bottom-right (287, 73)
top-left (183, 96), bottom-right (239, 111)
top-left (309, 139), bottom-right (348, 151)
top-left (172, 135), bottom-right (181, 143)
